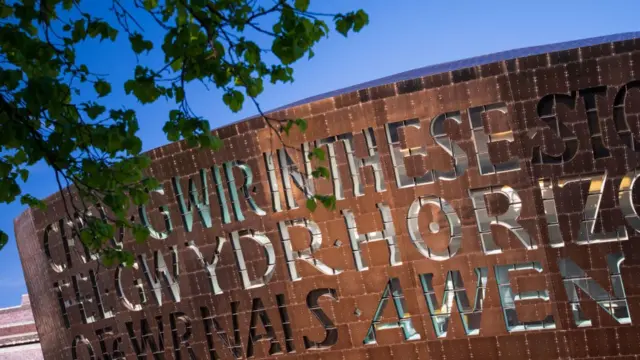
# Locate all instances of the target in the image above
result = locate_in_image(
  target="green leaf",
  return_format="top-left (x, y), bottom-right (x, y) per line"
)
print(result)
top-left (124, 77), bottom-right (162, 104)
top-left (222, 90), bottom-right (244, 112)
top-left (243, 43), bottom-right (260, 64)
top-left (0, 5), bottom-right (13, 18)
top-left (130, 188), bottom-right (149, 205)
top-left (0, 70), bottom-right (23, 90)
top-left (129, 33), bottom-right (154, 54)
top-left (309, 147), bottom-right (325, 161)
top-left (175, 86), bottom-right (185, 102)
top-left (72, 19), bottom-right (86, 42)
top-left (282, 120), bottom-right (294, 136)
top-left (79, 229), bottom-right (96, 249)
top-left (143, 0), bottom-right (159, 10)
top-left (20, 194), bottom-right (46, 210)
top-left (170, 58), bottom-right (183, 71)
top-left (0, 232), bottom-right (7, 251)
top-left (141, 177), bottom-right (159, 189)
top-left (269, 65), bottom-right (293, 84)
top-left (210, 135), bottom-right (223, 151)
top-left (121, 251), bottom-right (135, 267)
top-left (306, 198), bottom-right (317, 212)
top-left (311, 166), bottom-right (330, 179)
top-left (245, 78), bottom-right (264, 97)
top-left (294, 0), bottom-right (310, 11)
top-left (353, 10), bottom-right (369, 32)
top-left (132, 224), bottom-right (150, 244)
top-left (18, 169), bottom-right (28, 182)
top-left (315, 194), bottom-right (336, 210)
top-left (93, 80), bottom-right (111, 97)
top-left (335, 17), bottom-right (350, 37)
top-left (109, 29), bottom-right (119, 41)
top-left (20, 194), bottom-right (34, 206)
top-left (102, 253), bottom-right (114, 267)
top-left (294, 118), bottom-right (307, 132)
top-left (83, 103), bottom-right (106, 119)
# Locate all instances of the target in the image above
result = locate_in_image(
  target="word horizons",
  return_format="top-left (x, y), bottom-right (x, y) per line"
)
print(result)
top-left (44, 81), bottom-right (640, 359)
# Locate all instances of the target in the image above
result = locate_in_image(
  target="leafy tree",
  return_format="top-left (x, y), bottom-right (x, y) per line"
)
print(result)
top-left (0, 0), bottom-right (368, 265)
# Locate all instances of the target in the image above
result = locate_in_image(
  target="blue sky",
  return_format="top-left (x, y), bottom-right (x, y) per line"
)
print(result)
top-left (1, 0), bottom-right (640, 307)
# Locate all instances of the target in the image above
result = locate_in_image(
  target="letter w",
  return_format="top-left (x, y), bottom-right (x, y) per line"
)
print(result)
top-left (173, 169), bottom-right (212, 232)
top-left (419, 268), bottom-right (488, 337)
top-left (201, 305), bottom-right (242, 359)
top-left (139, 247), bottom-right (181, 304)
top-left (126, 316), bottom-right (164, 360)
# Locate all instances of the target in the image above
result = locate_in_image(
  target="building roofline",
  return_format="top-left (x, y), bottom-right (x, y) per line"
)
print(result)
top-left (268, 31), bottom-right (640, 112)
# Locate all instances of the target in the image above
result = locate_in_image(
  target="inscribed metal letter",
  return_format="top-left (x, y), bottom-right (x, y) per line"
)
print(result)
top-left (342, 203), bottom-right (400, 271)
top-left (407, 196), bottom-right (462, 260)
top-left (278, 219), bottom-right (342, 281)
top-left (494, 262), bottom-right (555, 332)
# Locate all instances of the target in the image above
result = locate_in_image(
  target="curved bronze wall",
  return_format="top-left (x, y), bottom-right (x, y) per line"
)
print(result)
top-left (15, 33), bottom-right (640, 359)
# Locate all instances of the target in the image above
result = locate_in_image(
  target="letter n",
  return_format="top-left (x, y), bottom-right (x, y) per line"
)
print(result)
top-left (559, 252), bottom-right (631, 327)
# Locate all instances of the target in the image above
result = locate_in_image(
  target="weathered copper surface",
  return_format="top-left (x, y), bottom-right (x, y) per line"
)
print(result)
top-left (14, 33), bottom-right (640, 359)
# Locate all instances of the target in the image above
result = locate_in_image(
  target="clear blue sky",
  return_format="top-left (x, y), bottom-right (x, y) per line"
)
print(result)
top-left (1, 0), bottom-right (639, 307)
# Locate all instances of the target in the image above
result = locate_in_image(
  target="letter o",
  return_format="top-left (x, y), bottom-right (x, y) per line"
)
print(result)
top-left (407, 196), bottom-right (462, 260)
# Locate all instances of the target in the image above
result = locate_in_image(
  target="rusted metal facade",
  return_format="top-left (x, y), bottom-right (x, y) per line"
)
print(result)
top-left (15, 32), bottom-right (640, 359)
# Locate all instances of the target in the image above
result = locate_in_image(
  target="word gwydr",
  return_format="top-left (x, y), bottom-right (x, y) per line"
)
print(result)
top-left (44, 82), bottom-right (640, 359)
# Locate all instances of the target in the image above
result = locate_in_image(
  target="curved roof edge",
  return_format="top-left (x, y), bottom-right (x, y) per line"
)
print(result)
top-left (268, 31), bottom-right (640, 112)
